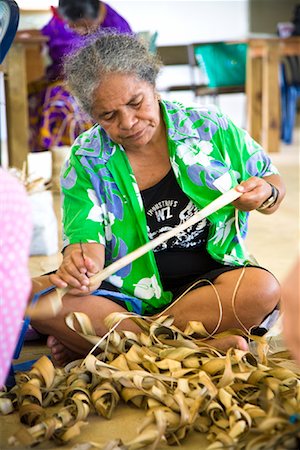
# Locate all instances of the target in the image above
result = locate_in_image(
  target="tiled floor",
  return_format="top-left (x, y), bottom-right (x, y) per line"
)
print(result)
top-left (1, 131), bottom-right (299, 450)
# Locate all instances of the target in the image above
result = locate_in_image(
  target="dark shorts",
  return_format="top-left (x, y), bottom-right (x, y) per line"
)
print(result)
top-left (45, 265), bottom-right (278, 333)
top-left (96, 264), bottom-right (271, 314)
top-left (95, 264), bottom-right (279, 334)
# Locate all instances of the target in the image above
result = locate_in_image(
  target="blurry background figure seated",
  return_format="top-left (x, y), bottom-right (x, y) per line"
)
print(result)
top-left (277, 3), bottom-right (300, 144)
top-left (29, 0), bottom-right (132, 152)
top-left (280, 54), bottom-right (300, 144)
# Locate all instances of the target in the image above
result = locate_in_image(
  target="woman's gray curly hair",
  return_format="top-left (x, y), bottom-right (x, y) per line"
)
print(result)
top-left (64, 32), bottom-right (163, 117)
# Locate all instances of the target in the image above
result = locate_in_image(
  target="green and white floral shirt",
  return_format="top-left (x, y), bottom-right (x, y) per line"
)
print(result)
top-left (61, 100), bottom-right (279, 314)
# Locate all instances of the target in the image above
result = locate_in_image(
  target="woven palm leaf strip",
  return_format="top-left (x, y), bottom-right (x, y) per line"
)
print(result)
top-left (1, 312), bottom-right (299, 449)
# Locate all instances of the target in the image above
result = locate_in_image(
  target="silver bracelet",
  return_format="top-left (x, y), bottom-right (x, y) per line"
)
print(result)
top-left (256, 182), bottom-right (279, 211)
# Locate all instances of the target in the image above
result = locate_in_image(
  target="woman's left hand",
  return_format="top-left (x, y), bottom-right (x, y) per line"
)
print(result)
top-left (232, 176), bottom-right (277, 212)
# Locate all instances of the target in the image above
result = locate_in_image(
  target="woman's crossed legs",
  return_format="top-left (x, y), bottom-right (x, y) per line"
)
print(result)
top-left (30, 267), bottom-right (280, 365)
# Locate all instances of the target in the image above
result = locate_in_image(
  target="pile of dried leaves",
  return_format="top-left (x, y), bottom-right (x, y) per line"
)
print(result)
top-left (1, 312), bottom-right (299, 449)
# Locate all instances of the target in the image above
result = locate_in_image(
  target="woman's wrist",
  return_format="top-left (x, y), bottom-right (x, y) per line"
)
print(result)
top-left (256, 182), bottom-right (279, 211)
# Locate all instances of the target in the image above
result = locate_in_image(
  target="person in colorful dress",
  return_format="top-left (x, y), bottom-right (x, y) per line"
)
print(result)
top-left (0, 169), bottom-right (32, 387)
top-left (29, 0), bottom-right (132, 152)
top-left (30, 33), bottom-right (285, 365)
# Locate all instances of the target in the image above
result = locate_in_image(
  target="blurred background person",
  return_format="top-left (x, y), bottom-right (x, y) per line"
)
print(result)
top-left (29, 0), bottom-right (132, 153)
top-left (0, 169), bottom-right (32, 388)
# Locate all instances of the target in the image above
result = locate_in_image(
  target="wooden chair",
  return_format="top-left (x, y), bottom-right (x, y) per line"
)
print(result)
top-left (156, 44), bottom-right (204, 95)
top-left (190, 42), bottom-right (246, 99)
top-left (156, 43), bottom-right (245, 101)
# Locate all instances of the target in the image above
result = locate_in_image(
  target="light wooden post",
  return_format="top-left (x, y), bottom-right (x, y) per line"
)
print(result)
top-left (261, 40), bottom-right (280, 153)
top-left (5, 43), bottom-right (29, 169)
top-left (246, 40), bottom-right (263, 144)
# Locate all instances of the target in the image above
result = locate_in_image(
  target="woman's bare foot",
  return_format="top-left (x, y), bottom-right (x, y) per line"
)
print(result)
top-left (47, 334), bottom-right (248, 367)
top-left (46, 335), bottom-right (83, 366)
top-left (201, 335), bottom-right (249, 352)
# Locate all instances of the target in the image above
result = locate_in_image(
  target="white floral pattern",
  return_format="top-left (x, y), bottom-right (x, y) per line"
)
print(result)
top-left (134, 275), bottom-right (161, 300)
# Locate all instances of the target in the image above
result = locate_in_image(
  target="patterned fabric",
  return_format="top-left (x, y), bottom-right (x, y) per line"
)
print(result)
top-left (29, 80), bottom-right (94, 152)
top-left (61, 100), bottom-right (279, 314)
top-left (29, 2), bottom-right (132, 152)
top-left (42, 2), bottom-right (132, 81)
top-left (0, 169), bottom-right (32, 388)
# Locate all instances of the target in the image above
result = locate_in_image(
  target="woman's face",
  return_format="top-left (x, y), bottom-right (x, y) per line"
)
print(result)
top-left (68, 18), bottom-right (100, 35)
top-left (91, 73), bottom-right (161, 150)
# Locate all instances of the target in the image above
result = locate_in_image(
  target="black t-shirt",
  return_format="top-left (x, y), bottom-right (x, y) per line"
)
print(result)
top-left (140, 169), bottom-right (222, 291)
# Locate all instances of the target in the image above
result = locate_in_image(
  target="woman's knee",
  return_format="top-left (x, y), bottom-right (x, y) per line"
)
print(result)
top-left (244, 268), bottom-right (280, 315)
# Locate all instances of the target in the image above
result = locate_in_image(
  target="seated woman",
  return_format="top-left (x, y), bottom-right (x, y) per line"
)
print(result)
top-left (0, 169), bottom-right (32, 387)
top-left (29, 0), bottom-right (132, 152)
top-left (30, 33), bottom-right (285, 366)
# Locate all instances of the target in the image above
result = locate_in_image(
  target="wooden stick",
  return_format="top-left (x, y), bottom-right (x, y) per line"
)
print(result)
top-left (26, 188), bottom-right (241, 319)
top-left (87, 187), bottom-right (242, 286)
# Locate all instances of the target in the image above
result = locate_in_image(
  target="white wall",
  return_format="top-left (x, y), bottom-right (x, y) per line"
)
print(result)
top-left (18, 0), bottom-right (57, 8)
top-left (108, 1), bottom-right (249, 127)
top-left (109, 0), bottom-right (249, 44)
top-left (19, 0), bottom-right (249, 43)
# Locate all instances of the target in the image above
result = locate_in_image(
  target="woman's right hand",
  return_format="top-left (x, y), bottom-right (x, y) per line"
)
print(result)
top-left (49, 243), bottom-right (105, 295)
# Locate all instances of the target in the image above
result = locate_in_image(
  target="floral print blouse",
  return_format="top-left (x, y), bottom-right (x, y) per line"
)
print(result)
top-left (61, 100), bottom-right (279, 314)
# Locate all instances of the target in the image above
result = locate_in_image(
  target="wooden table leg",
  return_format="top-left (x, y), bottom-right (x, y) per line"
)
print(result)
top-left (246, 43), bottom-right (263, 144)
top-left (5, 43), bottom-right (29, 169)
top-left (261, 40), bottom-right (281, 152)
